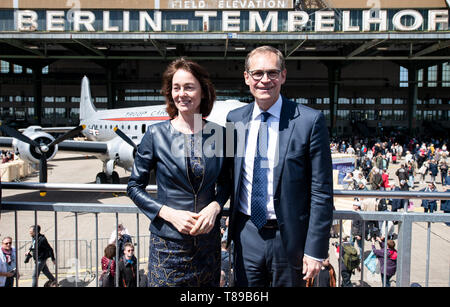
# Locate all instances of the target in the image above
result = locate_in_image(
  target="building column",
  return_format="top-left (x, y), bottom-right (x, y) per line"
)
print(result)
top-left (326, 62), bottom-right (341, 137)
top-left (32, 67), bottom-right (42, 125)
top-left (407, 63), bottom-right (418, 136)
top-left (106, 67), bottom-right (116, 109)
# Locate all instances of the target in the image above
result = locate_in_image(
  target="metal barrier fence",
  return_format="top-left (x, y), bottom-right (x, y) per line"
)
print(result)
top-left (2, 182), bottom-right (450, 287)
top-left (15, 236), bottom-right (150, 285)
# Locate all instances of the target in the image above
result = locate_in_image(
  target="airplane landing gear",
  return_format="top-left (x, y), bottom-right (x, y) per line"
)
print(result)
top-left (111, 171), bottom-right (120, 184)
top-left (95, 171), bottom-right (120, 184)
top-left (95, 172), bottom-right (108, 184)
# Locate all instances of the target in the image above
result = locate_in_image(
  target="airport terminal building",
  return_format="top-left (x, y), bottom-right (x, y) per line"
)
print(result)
top-left (0, 0), bottom-right (449, 138)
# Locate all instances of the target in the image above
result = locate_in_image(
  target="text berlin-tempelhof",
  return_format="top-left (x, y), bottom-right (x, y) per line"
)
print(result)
top-left (11, 9), bottom-right (450, 32)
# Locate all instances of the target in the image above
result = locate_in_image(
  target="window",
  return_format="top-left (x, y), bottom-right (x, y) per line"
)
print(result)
top-left (13, 64), bottom-right (22, 74)
top-left (1, 61), bottom-right (9, 73)
top-left (380, 110), bottom-right (393, 120)
top-left (70, 108), bottom-right (79, 119)
top-left (337, 110), bottom-right (350, 120)
top-left (366, 98), bottom-right (375, 105)
top-left (296, 98), bottom-right (308, 104)
top-left (42, 66), bottom-right (49, 74)
top-left (443, 62), bottom-right (450, 87)
top-left (54, 108), bottom-right (66, 118)
top-left (55, 97), bottom-right (66, 103)
top-left (393, 110), bottom-right (405, 121)
top-left (400, 66), bottom-right (408, 87)
top-left (418, 69), bottom-right (423, 87)
top-left (321, 110), bottom-right (330, 120)
top-left (95, 97), bottom-right (108, 103)
top-left (423, 110), bottom-right (436, 121)
top-left (380, 98), bottom-right (392, 104)
top-left (394, 99), bottom-right (405, 105)
top-left (428, 65), bottom-right (438, 87)
top-left (338, 98), bottom-right (350, 104)
top-left (415, 110), bottom-right (422, 120)
top-left (43, 108), bottom-right (54, 119)
top-left (365, 110), bottom-right (375, 120)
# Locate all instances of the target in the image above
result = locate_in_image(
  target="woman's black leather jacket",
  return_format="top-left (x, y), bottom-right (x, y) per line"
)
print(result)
top-left (127, 120), bottom-right (231, 241)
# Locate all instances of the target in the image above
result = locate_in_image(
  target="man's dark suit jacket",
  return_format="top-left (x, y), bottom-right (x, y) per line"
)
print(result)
top-left (226, 96), bottom-right (334, 269)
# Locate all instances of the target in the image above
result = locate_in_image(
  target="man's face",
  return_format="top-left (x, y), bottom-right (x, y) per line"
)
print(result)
top-left (124, 246), bottom-right (134, 259)
top-left (244, 51), bottom-right (286, 110)
top-left (2, 239), bottom-right (12, 251)
top-left (29, 228), bottom-right (35, 238)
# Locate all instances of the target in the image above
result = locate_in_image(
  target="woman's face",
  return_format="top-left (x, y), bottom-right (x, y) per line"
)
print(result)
top-left (171, 69), bottom-right (203, 116)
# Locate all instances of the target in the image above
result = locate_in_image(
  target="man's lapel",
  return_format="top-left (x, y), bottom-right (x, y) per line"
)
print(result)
top-left (273, 97), bottom-right (299, 196)
top-left (234, 103), bottom-right (254, 200)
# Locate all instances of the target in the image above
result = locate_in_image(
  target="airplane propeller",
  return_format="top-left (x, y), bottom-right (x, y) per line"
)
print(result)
top-left (113, 127), bottom-right (138, 152)
top-left (0, 123), bottom-right (85, 196)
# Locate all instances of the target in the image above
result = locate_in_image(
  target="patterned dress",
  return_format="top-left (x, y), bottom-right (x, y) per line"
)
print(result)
top-left (148, 133), bottom-right (221, 287)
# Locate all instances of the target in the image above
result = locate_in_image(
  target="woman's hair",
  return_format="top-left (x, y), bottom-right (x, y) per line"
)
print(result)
top-left (161, 57), bottom-right (216, 119)
top-left (104, 244), bottom-right (116, 259)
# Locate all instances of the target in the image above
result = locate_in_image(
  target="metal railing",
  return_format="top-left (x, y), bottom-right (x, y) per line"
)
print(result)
top-left (2, 182), bottom-right (450, 287)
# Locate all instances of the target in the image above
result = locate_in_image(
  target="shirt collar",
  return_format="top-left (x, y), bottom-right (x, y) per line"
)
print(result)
top-left (251, 95), bottom-right (282, 121)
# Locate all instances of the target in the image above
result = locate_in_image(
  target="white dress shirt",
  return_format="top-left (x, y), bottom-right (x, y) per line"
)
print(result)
top-left (238, 95), bottom-right (281, 220)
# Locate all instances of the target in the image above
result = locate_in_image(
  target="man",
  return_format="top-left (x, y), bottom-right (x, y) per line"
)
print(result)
top-left (109, 224), bottom-right (132, 259)
top-left (226, 46), bottom-right (333, 287)
top-left (350, 201), bottom-right (363, 257)
top-left (25, 225), bottom-right (56, 287)
top-left (118, 242), bottom-right (137, 287)
top-left (0, 237), bottom-right (16, 287)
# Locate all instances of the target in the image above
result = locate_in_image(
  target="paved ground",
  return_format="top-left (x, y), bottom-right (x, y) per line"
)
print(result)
top-left (0, 152), bottom-right (449, 287)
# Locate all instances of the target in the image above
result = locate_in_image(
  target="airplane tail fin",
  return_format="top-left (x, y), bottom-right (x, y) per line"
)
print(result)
top-left (79, 76), bottom-right (97, 121)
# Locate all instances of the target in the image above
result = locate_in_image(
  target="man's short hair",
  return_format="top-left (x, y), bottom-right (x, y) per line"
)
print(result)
top-left (123, 242), bottom-right (134, 250)
top-left (245, 45), bottom-right (286, 72)
top-left (30, 225), bottom-right (41, 233)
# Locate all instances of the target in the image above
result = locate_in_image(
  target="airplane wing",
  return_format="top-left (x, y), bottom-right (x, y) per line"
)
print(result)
top-left (0, 137), bottom-right (13, 149)
top-left (0, 136), bottom-right (108, 155)
top-left (18, 127), bottom-right (77, 133)
top-left (58, 140), bottom-right (108, 154)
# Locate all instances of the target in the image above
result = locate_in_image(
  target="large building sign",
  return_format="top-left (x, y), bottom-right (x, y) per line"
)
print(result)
top-left (5, 9), bottom-right (447, 33)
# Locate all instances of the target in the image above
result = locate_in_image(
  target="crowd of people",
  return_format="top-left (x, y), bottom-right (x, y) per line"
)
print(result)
top-left (100, 224), bottom-right (139, 287)
top-left (329, 136), bottom-right (449, 287)
top-left (338, 136), bottom-right (449, 211)
top-left (1, 150), bottom-right (15, 164)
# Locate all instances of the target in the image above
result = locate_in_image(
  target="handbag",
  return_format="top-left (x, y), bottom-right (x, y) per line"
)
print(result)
top-left (364, 251), bottom-right (378, 274)
top-left (99, 259), bottom-right (114, 287)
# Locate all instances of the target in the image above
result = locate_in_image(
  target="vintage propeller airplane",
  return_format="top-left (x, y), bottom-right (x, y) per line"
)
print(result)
top-left (0, 76), bottom-right (246, 189)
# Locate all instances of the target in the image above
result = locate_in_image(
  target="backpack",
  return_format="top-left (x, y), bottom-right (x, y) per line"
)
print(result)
top-left (378, 199), bottom-right (389, 212)
top-left (99, 259), bottom-right (114, 287)
top-left (342, 243), bottom-right (360, 271)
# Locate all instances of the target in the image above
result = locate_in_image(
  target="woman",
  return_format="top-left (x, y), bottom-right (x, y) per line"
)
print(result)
top-left (127, 58), bottom-right (230, 287)
top-left (371, 238), bottom-right (397, 287)
top-left (100, 244), bottom-right (116, 287)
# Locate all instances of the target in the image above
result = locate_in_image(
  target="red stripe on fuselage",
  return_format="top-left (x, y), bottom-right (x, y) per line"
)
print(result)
top-left (102, 116), bottom-right (170, 121)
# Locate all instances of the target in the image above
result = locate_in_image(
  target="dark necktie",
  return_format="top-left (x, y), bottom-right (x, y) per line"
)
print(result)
top-left (250, 111), bottom-right (271, 229)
